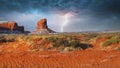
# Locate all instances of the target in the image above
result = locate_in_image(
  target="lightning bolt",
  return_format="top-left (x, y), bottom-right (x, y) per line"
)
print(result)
top-left (60, 13), bottom-right (72, 32)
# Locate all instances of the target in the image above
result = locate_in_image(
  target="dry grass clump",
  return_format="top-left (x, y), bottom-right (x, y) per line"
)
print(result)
top-left (115, 47), bottom-right (120, 51)
top-left (45, 35), bottom-right (92, 50)
top-left (101, 36), bottom-right (120, 48)
top-left (0, 34), bottom-right (17, 42)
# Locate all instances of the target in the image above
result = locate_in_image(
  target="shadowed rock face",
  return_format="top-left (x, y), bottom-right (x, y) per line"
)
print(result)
top-left (0, 21), bottom-right (24, 32)
top-left (32, 18), bottom-right (55, 34)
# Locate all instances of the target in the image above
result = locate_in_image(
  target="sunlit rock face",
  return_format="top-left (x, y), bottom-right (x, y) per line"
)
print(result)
top-left (0, 21), bottom-right (24, 32)
top-left (37, 18), bottom-right (48, 31)
top-left (31, 18), bottom-right (55, 34)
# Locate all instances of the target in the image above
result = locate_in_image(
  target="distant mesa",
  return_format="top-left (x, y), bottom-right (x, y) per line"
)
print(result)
top-left (0, 18), bottom-right (55, 34)
top-left (31, 18), bottom-right (55, 34)
top-left (0, 21), bottom-right (25, 34)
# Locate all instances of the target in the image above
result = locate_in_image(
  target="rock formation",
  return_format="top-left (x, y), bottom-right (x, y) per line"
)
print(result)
top-left (0, 21), bottom-right (24, 33)
top-left (37, 18), bottom-right (48, 31)
top-left (32, 18), bottom-right (55, 34)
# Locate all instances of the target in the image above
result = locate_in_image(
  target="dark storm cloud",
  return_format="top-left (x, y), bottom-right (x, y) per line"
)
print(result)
top-left (0, 0), bottom-right (120, 14)
top-left (0, 0), bottom-right (120, 32)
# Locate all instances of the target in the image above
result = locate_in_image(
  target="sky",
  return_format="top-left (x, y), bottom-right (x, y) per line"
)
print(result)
top-left (0, 0), bottom-right (120, 32)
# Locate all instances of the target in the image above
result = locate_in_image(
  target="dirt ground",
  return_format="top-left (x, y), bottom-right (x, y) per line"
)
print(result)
top-left (0, 50), bottom-right (120, 68)
top-left (0, 34), bottom-right (120, 68)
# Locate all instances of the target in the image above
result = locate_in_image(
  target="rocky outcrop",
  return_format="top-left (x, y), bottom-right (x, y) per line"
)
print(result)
top-left (37, 18), bottom-right (48, 31)
top-left (0, 21), bottom-right (24, 33)
top-left (31, 18), bottom-right (55, 34)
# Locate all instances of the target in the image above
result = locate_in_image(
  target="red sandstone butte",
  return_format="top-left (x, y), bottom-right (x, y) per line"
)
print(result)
top-left (32, 18), bottom-right (55, 34)
top-left (0, 21), bottom-right (24, 32)
top-left (37, 18), bottom-right (48, 30)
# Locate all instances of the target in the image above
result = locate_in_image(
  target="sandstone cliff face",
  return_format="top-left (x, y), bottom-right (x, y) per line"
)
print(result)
top-left (37, 18), bottom-right (48, 31)
top-left (32, 18), bottom-right (55, 34)
top-left (0, 21), bottom-right (24, 32)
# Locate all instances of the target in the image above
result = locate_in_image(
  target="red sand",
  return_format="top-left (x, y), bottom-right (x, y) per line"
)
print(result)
top-left (0, 50), bottom-right (120, 68)
top-left (0, 37), bottom-right (120, 68)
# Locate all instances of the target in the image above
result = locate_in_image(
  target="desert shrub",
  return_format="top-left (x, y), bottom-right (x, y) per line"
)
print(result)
top-left (85, 34), bottom-right (98, 41)
top-left (69, 40), bottom-right (80, 48)
top-left (23, 36), bottom-right (40, 46)
top-left (101, 37), bottom-right (120, 48)
top-left (0, 35), bottom-right (16, 42)
top-left (46, 37), bottom-right (69, 47)
top-left (45, 36), bottom-right (91, 50)
top-left (15, 35), bottom-right (24, 42)
top-left (115, 47), bottom-right (120, 51)
top-left (63, 47), bottom-right (75, 51)
top-left (14, 35), bottom-right (37, 46)
top-left (16, 35), bottom-right (35, 42)
top-left (45, 37), bottom-right (56, 42)
top-left (89, 35), bottom-right (101, 43)
top-left (111, 36), bottom-right (120, 39)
